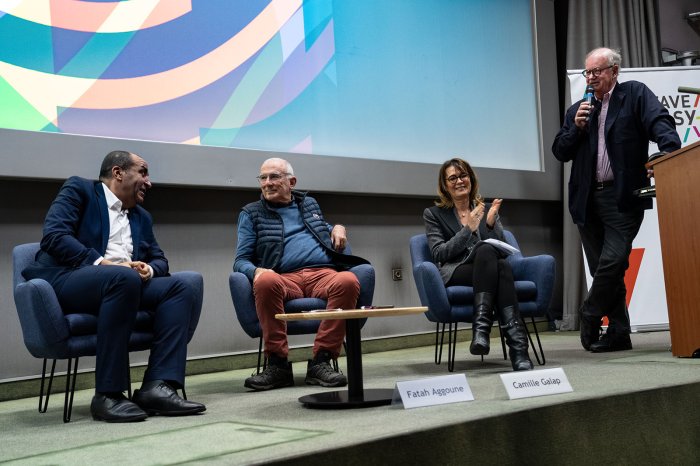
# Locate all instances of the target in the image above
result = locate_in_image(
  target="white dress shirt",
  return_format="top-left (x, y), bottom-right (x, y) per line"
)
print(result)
top-left (95, 184), bottom-right (152, 279)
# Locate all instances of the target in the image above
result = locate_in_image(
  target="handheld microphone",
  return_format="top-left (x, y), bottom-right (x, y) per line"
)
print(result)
top-left (583, 85), bottom-right (594, 122)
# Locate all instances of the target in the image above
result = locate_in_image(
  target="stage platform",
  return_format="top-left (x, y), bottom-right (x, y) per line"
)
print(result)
top-left (1, 331), bottom-right (699, 465)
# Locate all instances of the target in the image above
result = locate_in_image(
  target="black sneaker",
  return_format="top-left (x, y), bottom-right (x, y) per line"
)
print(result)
top-left (244, 362), bottom-right (294, 391)
top-left (305, 352), bottom-right (347, 387)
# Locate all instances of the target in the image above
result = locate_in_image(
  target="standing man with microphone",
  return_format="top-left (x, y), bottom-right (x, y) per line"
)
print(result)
top-left (552, 47), bottom-right (681, 353)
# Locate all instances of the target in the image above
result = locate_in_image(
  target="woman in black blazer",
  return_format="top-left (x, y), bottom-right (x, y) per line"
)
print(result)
top-left (423, 158), bottom-right (532, 371)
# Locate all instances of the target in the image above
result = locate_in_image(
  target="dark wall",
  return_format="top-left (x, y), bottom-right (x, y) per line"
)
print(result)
top-left (659, 0), bottom-right (700, 53)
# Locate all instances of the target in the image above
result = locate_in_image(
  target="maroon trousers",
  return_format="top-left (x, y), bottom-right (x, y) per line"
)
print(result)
top-left (253, 268), bottom-right (360, 358)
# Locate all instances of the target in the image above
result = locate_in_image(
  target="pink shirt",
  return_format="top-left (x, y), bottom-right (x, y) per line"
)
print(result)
top-left (596, 83), bottom-right (616, 182)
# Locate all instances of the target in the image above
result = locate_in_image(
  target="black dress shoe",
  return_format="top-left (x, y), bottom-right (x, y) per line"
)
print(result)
top-left (91, 393), bottom-right (148, 423)
top-left (590, 333), bottom-right (633, 353)
top-left (579, 312), bottom-right (602, 351)
top-left (133, 381), bottom-right (206, 416)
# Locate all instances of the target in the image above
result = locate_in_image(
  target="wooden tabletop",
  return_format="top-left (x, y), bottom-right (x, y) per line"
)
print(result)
top-left (275, 306), bottom-right (427, 321)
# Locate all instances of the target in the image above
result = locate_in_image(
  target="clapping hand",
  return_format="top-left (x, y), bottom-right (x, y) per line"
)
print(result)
top-left (486, 199), bottom-right (502, 228)
top-left (466, 203), bottom-right (484, 232)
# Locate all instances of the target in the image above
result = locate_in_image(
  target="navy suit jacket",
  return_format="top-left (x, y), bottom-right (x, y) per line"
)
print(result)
top-left (23, 176), bottom-right (168, 291)
top-left (552, 80), bottom-right (681, 225)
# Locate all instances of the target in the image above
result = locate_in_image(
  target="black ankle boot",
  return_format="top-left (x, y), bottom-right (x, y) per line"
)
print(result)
top-left (470, 292), bottom-right (494, 355)
top-left (500, 305), bottom-right (533, 371)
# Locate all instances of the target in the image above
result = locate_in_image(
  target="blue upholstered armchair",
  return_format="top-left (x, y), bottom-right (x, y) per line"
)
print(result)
top-left (410, 231), bottom-right (555, 371)
top-left (229, 260), bottom-right (375, 373)
top-left (12, 243), bottom-right (204, 422)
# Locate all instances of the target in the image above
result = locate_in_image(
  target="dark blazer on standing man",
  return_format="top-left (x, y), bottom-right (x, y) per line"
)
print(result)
top-left (552, 80), bottom-right (681, 225)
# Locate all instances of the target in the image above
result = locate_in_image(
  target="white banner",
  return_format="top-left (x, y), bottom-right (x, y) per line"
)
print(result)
top-left (567, 66), bottom-right (700, 331)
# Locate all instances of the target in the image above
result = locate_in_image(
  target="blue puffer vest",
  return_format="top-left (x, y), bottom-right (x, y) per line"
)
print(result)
top-left (241, 191), bottom-right (366, 271)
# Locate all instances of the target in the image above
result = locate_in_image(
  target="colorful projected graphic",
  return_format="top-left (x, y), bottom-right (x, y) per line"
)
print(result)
top-left (0, 0), bottom-right (541, 170)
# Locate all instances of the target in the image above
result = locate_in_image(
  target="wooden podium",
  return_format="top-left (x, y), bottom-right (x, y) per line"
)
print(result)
top-left (647, 140), bottom-right (700, 357)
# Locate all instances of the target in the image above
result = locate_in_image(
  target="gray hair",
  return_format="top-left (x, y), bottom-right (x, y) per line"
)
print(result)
top-left (586, 47), bottom-right (622, 67)
top-left (263, 157), bottom-right (294, 176)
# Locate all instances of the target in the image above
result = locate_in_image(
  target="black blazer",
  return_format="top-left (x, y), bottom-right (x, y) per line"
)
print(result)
top-left (423, 204), bottom-right (504, 284)
top-left (552, 80), bottom-right (681, 225)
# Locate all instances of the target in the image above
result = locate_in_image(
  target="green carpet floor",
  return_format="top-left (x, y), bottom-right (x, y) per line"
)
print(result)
top-left (1, 331), bottom-right (699, 465)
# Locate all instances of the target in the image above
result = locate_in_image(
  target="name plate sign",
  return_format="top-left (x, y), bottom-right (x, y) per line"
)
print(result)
top-left (499, 367), bottom-right (573, 400)
top-left (393, 374), bottom-right (474, 409)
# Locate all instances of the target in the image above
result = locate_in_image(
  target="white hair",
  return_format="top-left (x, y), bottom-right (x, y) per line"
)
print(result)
top-left (262, 157), bottom-right (294, 176)
top-left (586, 47), bottom-right (622, 67)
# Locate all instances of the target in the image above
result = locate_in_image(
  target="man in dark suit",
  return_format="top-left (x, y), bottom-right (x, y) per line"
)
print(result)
top-left (23, 150), bottom-right (206, 422)
top-left (552, 47), bottom-right (681, 353)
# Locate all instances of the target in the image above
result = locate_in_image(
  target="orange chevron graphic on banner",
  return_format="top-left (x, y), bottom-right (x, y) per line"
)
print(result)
top-left (603, 248), bottom-right (645, 326)
top-left (624, 248), bottom-right (645, 306)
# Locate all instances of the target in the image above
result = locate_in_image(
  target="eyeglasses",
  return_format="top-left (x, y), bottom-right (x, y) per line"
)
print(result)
top-left (446, 173), bottom-right (469, 184)
top-left (581, 65), bottom-right (614, 78)
top-left (256, 172), bottom-right (290, 183)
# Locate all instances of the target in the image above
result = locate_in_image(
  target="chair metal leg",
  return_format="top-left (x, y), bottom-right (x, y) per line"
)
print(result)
top-left (256, 337), bottom-right (263, 374)
top-left (39, 359), bottom-right (56, 414)
top-left (494, 313), bottom-right (507, 360)
top-left (435, 323), bottom-right (446, 365)
top-left (443, 323), bottom-right (457, 372)
top-left (523, 316), bottom-right (545, 365)
top-left (181, 386), bottom-right (188, 400)
top-left (63, 357), bottom-right (79, 423)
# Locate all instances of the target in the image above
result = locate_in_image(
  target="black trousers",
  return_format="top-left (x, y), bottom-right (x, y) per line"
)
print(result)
top-left (448, 244), bottom-right (517, 310)
top-left (578, 186), bottom-right (644, 335)
top-left (55, 266), bottom-right (196, 392)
